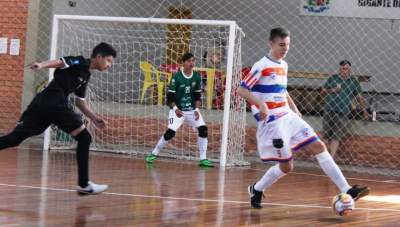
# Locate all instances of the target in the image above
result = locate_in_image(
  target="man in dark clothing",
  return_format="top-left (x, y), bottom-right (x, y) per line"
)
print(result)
top-left (0, 42), bottom-right (116, 195)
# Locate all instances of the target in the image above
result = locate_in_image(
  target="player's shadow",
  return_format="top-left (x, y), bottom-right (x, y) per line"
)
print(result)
top-left (74, 204), bottom-right (106, 227)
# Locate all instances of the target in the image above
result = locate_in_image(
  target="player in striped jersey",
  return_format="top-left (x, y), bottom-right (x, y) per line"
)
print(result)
top-left (238, 27), bottom-right (369, 209)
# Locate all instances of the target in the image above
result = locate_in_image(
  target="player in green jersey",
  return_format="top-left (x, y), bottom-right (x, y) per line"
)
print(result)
top-left (146, 53), bottom-right (213, 167)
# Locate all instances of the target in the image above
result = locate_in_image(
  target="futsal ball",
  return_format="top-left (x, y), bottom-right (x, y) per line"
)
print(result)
top-left (332, 193), bottom-right (355, 216)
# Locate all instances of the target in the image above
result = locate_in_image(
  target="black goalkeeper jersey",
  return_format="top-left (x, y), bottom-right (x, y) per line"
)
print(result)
top-left (44, 56), bottom-right (91, 99)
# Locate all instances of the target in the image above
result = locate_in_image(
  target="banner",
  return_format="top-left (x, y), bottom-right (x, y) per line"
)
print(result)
top-left (300, 0), bottom-right (400, 19)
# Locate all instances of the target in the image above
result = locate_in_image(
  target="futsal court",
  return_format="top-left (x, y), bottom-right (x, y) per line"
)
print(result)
top-left (0, 141), bottom-right (399, 226)
top-left (1, 0), bottom-right (400, 226)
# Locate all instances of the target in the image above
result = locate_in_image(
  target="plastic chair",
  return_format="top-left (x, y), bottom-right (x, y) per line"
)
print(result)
top-left (139, 61), bottom-right (172, 106)
top-left (195, 67), bottom-right (218, 109)
top-left (204, 68), bottom-right (216, 109)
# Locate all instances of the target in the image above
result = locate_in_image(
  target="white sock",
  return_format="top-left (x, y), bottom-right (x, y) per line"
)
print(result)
top-left (151, 136), bottom-right (168, 156)
top-left (198, 137), bottom-right (208, 160)
top-left (315, 150), bottom-right (351, 193)
top-left (254, 164), bottom-right (286, 191)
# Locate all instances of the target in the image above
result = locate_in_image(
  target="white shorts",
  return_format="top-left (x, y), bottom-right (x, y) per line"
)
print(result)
top-left (256, 111), bottom-right (319, 162)
top-left (168, 109), bottom-right (206, 131)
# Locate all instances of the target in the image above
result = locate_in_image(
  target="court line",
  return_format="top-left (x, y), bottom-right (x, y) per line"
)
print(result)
top-left (0, 183), bottom-right (399, 213)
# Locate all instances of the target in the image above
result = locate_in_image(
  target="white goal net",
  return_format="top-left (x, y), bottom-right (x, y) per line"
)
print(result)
top-left (23, 0), bottom-right (400, 176)
top-left (46, 16), bottom-right (247, 166)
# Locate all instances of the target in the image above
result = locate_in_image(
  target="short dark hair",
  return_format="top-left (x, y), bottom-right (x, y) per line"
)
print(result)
top-left (339, 60), bottom-right (351, 67)
top-left (91, 42), bottom-right (117, 58)
top-left (269, 27), bottom-right (290, 41)
top-left (181, 52), bottom-right (194, 62)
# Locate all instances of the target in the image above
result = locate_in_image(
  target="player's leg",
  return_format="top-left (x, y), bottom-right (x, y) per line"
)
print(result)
top-left (292, 114), bottom-right (351, 193)
top-left (0, 118), bottom-right (47, 149)
top-left (51, 104), bottom-right (107, 195)
top-left (330, 113), bottom-right (348, 158)
top-left (187, 110), bottom-right (213, 167)
top-left (249, 159), bottom-right (292, 209)
top-left (146, 109), bottom-right (184, 163)
top-left (0, 121), bottom-right (33, 150)
top-left (248, 118), bottom-right (292, 209)
top-left (305, 141), bottom-right (369, 201)
top-left (322, 111), bottom-right (335, 155)
top-left (323, 111), bottom-right (343, 157)
top-left (293, 114), bottom-right (370, 201)
top-left (197, 125), bottom-right (212, 167)
top-left (305, 140), bottom-right (351, 192)
top-left (0, 97), bottom-right (49, 150)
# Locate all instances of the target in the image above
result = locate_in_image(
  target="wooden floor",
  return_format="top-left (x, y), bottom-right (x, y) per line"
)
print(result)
top-left (0, 146), bottom-right (400, 226)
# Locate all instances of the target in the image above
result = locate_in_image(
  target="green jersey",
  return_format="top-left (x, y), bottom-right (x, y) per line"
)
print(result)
top-left (168, 70), bottom-right (202, 111)
top-left (323, 74), bottom-right (362, 115)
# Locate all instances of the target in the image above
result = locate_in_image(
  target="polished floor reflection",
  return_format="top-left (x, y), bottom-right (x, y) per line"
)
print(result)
top-left (0, 147), bottom-right (399, 226)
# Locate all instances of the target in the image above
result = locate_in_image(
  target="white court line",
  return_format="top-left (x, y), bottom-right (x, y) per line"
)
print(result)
top-left (0, 183), bottom-right (400, 213)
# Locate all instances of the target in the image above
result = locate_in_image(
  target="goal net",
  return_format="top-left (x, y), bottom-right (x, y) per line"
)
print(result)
top-left (46, 15), bottom-right (247, 166)
top-left (22, 0), bottom-right (400, 176)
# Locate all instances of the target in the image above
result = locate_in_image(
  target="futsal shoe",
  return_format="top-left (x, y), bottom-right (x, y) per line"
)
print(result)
top-left (346, 184), bottom-right (370, 201)
top-left (199, 159), bottom-right (214, 167)
top-left (77, 181), bottom-right (108, 195)
top-left (145, 154), bottom-right (157, 164)
top-left (248, 183), bottom-right (264, 209)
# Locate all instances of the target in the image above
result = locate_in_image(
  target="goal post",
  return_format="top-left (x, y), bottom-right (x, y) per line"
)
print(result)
top-left (45, 15), bottom-right (247, 167)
